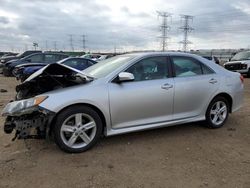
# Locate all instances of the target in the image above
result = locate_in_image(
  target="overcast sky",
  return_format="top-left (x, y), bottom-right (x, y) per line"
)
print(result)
top-left (0, 0), bottom-right (250, 52)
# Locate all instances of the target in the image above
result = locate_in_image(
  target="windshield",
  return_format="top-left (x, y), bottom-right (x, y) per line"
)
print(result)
top-left (83, 55), bottom-right (136, 78)
top-left (231, 51), bottom-right (250, 61)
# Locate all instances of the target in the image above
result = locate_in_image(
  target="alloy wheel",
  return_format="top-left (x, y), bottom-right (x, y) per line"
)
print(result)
top-left (60, 113), bottom-right (97, 149)
top-left (210, 101), bottom-right (227, 126)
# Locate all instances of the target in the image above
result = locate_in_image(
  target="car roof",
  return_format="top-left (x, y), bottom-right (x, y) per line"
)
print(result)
top-left (122, 51), bottom-right (200, 59)
top-left (25, 52), bottom-right (68, 56)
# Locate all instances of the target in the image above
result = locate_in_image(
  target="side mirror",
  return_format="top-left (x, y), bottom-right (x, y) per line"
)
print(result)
top-left (228, 58), bottom-right (231, 62)
top-left (118, 72), bottom-right (134, 82)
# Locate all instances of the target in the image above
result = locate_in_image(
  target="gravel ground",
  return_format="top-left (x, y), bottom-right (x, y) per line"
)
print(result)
top-left (0, 76), bottom-right (249, 188)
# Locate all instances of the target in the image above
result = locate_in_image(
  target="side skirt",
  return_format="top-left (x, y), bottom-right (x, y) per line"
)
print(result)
top-left (105, 116), bottom-right (205, 136)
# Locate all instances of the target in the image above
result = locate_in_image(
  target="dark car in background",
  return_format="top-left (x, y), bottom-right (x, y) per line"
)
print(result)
top-left (14, 57), bottom-right (97, 82)
top-left (2, 52), bottom-right (68, 76)
top-left (202, 56), bottom-right (220, 64)
top-left (0, 52), bottom-right (18, 58)
top-left (0, 50), bottom-right (41, 64)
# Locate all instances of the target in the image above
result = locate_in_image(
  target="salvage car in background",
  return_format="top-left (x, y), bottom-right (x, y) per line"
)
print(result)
top-left (0, 50), bottom-right (41, 64)
top-left (2, 52), bottom-right (68, 76)
top-left (2, 52), bottom-right (243, 153)
top-left (224, 51), bottom-right (250, 77)
top-left (81, 54), bottom-right (110, 61)
top-left (13, 57), bottom-right (97, 82)
top-left (202, 56), bottom-right (220, 64)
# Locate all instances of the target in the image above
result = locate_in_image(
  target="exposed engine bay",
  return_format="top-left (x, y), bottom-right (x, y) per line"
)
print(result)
top-left (3, 63), bottom-right (92, 140)
top-left (16, 63), bottom-right (91, 100)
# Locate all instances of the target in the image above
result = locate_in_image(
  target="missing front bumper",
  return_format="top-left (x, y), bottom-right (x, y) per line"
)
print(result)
top-left (4, 108), bottom-right (55, 140)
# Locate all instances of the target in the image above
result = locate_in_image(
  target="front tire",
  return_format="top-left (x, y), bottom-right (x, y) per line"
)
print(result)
top-left (53, 105), bottom-right (103, 153)
top-left (205, 97), bottom-right (229, 128)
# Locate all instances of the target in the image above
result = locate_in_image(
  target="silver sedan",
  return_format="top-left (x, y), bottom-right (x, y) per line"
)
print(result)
top-left (2, 52), bottom-right (244, 153)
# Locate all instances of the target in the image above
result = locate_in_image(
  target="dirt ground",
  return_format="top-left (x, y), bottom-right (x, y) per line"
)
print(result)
top-left (0, 76), bottom-right (249, 188)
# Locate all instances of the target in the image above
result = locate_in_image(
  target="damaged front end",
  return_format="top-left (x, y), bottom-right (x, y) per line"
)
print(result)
top-left (3, 108), bottom-right (55, 140)
top-left (2, 63), bottom-right (92, 140)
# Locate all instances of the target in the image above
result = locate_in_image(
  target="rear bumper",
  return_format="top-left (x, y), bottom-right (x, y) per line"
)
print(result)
top-left (231, 86), bottom-right (244, 113)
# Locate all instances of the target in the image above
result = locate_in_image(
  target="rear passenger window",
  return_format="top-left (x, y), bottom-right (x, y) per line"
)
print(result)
top-left (172, 57), bottom-right (202, 77)
top-left (201, 63), bottom-right (214, 74)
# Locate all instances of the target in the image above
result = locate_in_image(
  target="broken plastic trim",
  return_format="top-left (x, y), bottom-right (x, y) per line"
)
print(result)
top-left (15, 63), bottom-right (94, 100)
top-left (4, 107), bottom-right (55, 140)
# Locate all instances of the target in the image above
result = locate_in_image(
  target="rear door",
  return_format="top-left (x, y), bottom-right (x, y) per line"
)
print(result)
top-left (108, 56), bottom-right (174, 129)
top-left (171, 56), bottom-right (220, 120)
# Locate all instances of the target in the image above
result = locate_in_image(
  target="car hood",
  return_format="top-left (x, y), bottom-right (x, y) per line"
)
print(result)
top-left (16, 63), bottom-right (93, 100)
top-left (0, 56), bottom-right (17, 61)
top-left (5, 59), bottom-right (22, 67)
top-left (224, 60), bottom-right (249, 65)
top-left (15, 63), bottom-right (47, 68)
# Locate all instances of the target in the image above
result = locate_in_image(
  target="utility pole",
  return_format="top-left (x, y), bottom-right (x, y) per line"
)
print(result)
top-left (69, 34), bottom-right (74, 51)
top-left (45, 40), bottom-right (48, 51)
top-left (114, 45), bottom-right (117, 54)
top-left (81, 34), bottom-right (86, 51)
top-left (53, 41), bottom-right (57, 51)
top-left (179, 15), bottom-right (194, 52)
top-left (157, 11), bottom-right (172, 51)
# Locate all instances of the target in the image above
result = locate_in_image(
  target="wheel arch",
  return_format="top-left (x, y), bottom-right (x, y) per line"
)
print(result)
top-left (47, 103), bottom-right (107, 137)
top-left (209, 93), bottom-right (233, 113)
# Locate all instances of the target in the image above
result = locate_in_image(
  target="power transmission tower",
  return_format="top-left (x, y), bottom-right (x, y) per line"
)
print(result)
top-left (81, 34), bottom-right (86, 51)
top-left (179, 15), bottom-right (194, 52)
top-left (68, 34), bottom-right (74, 51)
top-left (157, 11), bottom-right (172, 51)
top-left (54, 41), bottom-right (57, 51)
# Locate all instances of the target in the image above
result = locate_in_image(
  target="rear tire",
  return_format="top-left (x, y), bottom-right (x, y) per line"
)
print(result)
top-left (205, 97), bottom-right (229, 128)
top-left (53, 105), bottom-right (103, 153)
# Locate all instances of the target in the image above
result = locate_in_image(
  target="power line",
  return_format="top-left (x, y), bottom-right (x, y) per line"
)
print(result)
top-left (179, 14), bottom-right (194, 52)
top-left (157, 11), bottom-right (172, 51)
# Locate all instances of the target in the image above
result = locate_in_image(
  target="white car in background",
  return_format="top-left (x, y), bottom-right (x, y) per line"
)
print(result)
top-left (224, 51), bottom-right (250, 77)
top-left (81, 54), bottom-right (109, 61)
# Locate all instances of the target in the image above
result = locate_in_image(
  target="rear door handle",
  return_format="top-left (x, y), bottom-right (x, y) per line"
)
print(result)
top-left (209, 78), bottom-right (217, 84)
top-left (161, 83), bottom-right (173, 90)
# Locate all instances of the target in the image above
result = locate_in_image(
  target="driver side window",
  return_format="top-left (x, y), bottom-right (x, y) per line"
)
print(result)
top-left (126, 56), bottom-right (169, 81)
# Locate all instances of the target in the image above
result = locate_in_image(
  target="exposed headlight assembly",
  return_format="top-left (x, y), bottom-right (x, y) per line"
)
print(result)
top-left (1, 96), bottom-right (48, 116)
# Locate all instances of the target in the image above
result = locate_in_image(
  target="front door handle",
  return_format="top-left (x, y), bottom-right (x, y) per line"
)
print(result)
top-left (161, 83), bottom-right (173, 90)
top-left (209, 78), bottom-right (217, 84)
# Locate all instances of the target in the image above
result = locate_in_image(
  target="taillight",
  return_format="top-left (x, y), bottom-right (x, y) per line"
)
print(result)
top-left (240, 75), bottom-right (244, 84)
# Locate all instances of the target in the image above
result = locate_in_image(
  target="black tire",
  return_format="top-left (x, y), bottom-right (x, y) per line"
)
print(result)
top-left (53, 105), bottom-right (103, 153)
top-left (205, 96), bottom-right (229, 128)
